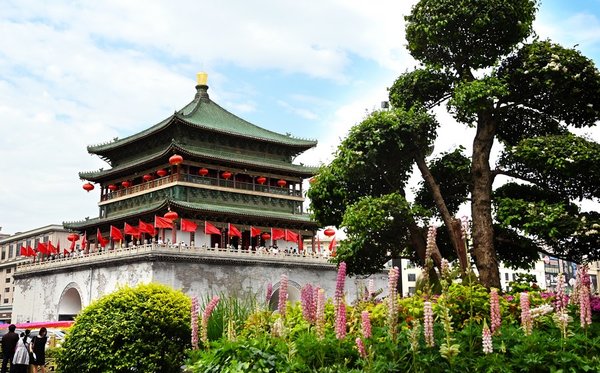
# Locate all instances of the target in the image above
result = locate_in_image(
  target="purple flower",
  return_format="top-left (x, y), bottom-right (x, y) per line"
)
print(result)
top-left (387, 266), bottom-right (400, 341)
top-left (335, 262), bottom-right (347, 313)
top-left (301, 284), bottom-right (316, 324)
top-left (578, 265), bottom-right (592, 328)
top-left (555, 273), bottom-right (568, 312)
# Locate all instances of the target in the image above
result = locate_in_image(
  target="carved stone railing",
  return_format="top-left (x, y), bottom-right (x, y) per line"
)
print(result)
top-left (15, 243), bottom-right (333, 274)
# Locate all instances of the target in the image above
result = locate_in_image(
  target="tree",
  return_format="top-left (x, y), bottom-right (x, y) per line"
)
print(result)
top-left (57, 283), bottom-right (191, 373)
top-left (309, 0), bottom-right (600, 288)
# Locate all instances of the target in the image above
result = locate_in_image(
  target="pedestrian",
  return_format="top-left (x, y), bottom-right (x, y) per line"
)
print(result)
top-left (1, 324), bottom-right (19, 373)
top-left (30, 327), bottom-right (47, 373)
top-left (11, 331), bottom-right (29, 373)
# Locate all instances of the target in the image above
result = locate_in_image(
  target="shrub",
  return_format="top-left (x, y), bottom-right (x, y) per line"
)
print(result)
top-left (56, 283), bottom-right (191, 373)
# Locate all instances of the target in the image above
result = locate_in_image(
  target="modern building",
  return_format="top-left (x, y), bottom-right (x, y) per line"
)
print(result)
top-left (0, 225), bottom-right (71, 322)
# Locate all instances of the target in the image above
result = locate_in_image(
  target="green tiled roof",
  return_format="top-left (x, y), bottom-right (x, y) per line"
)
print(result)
top-left (88, 86), bottom-right (317, 153)
top-left (63, 198), bottom-right (315, 230)
top-left (80, 141), bottom-right (317, 181)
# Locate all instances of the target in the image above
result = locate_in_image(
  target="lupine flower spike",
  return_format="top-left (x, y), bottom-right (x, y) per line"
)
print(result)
top-left (191, 296), bottom-right (199, 350)
top-left (490, 288), bottom-right (502, 335)
top-left (278, 274), bottom-right (289, 318)
top-left (201, 295), bottom-right (220, 346)
top-left (424, 301), bottom-right (435, 347)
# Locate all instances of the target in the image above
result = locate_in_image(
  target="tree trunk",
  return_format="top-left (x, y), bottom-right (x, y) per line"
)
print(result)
top-left (415, 154), bottom-right (467, 275)
top-left (471, 111), bottom-right (501, 289)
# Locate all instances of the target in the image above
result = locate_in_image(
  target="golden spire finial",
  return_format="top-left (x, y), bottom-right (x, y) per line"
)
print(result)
top-left (196, 72), bottom-right (208, 85)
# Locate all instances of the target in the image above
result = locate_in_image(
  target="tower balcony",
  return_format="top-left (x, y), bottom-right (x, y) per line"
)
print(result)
top-left (100, 173), bottom-right (303, 204)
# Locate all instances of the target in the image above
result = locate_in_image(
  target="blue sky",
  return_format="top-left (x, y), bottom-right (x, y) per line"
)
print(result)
top-left (1, 0), bottom-right (599, 234)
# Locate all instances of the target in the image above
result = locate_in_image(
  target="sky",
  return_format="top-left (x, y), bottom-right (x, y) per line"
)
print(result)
top-left (1, 0), bottom-right (600, 235)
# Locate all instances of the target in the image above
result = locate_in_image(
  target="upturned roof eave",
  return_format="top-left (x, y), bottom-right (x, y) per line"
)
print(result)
top-left (63, 198), bottom-right (317, 230)
top-left (79, 142), bottom-right (318, 182)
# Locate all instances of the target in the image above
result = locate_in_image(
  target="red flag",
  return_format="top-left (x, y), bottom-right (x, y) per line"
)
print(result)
top-left (250, 226), bottom-right (261, 237)
top-left (124, 223), bottom-right (140, 238)
top-left (27, 246), bottom-right (36, 256)
top-left (205, 221), bottom-right (221, 235)
top-left (48, 241), bottom-right (57, 254)
top-left (138, 220), bottom-right (156, 236)
top-left (81, 233), bottom-right (88, 250)
top-left (97, 228), bottom-right (109, 247)
top-left (329, 237), bottom-right (337, 256)
top-left (37, 242), bottom-right (48, 255)
top-left (298, 236), bottom-right (303, 251)
top-left (284, 229), bottom-right (298, 242)
top-left (69, 238), bottom-right (76, 251)
top-left (20, 246), bottom-right (28, 256)
top-left (63, 247), bottom-right (70, 256)
top-left (271, 228), bottom-right (285, 240)
top-left (57, 240), bottom-right (61, 253)
top-left (181, 218), bottom-right (198, 232)
top-left (228, 223), bottom-right (242, 238)
top-left (110, 225), bottom-right (124, 241)
top-left (154, 216), bottom-right (174, 229)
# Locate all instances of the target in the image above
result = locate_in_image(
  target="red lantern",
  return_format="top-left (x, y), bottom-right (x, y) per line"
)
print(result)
top-left (83, 182), bottom-right (94, 192)
top-left (156, 169), bottom-right (168, 177)
top-left (256, 176), bottom-right (266, 185)
top-left (277, 179), bottom-right (287, 187)
top-left (67, 233), bottom-right (80, 242)
top-left (324, 228), bottom-right (336, 237)
top-left (122, 181), bottom-right (132, 188)
top-left (107, 184), bottom-right (118, 191)
top-left (199, 168), bottom-right (209, 176)
top-left (169, 154), bottom-right (183, 165)
top-left (261, 233), bottom-right (271, 240)
top-left (222, 171), bottom-right (232, 179)
top-left (164, 210), bottom-right (179, 221)
top-left (143, 174), bottom-right (153, 181)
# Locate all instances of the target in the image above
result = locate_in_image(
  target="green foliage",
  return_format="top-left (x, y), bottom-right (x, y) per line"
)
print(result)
top-left (414, 147), bottom-right (471, 216)
top-left (498, 40), bottom-right (600, 128)
top-left (200, 292), bottom-right (258, 343)
top-left (56, 283), bottom-right (191, 373)
top-left (448, 77), bottom-right (508, 123)
top-left (405, 0), bottom-right (537, 70)
top-left (389, 68), bottom-right (454, 110)
top-left (337, 193), bottom-right (416, 275)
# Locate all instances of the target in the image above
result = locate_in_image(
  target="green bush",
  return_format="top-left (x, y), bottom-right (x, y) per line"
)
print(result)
top-left (56, 283), bottom-right (191, 373)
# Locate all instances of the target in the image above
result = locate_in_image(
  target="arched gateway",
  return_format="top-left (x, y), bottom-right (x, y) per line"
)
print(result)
top-left (58, 283), bottom-right (83, 321)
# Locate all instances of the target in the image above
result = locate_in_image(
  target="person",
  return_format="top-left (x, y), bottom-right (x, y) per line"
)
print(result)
top-left (1, 324), bottom-right (19, 373)
top-left (11, 331), bottom-right (29, 373)
top-left (30, 327), bottom-right (47, 373)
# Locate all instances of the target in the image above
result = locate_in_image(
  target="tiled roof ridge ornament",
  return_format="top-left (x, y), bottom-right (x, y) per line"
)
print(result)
top-left (194, 72), bottom-right (210, 102)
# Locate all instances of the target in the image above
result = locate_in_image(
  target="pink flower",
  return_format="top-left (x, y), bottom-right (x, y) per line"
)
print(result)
top-left (191, 296), bottom-right (199, 350)
top-left (489, 288), bottom-right (501, 334)
top-left (520, 292), bottom-right (532, 335)
top-left (316, 288), bottom-right (326, 340)
top-left (361, 310), bottom-right (372, 339)
top-left (266, 282), bottom-right (273, 306)
top-left (278, 274), bottom-right (288, 317)
top-left (335, 262), bottom-right (347, 313)
top-left (555, 273), bottom-right (568, 311)
top-left (387, 266), bottom-right (400, 341)
top-left (201, 296), bottom-right (220, 345)
top-left (482, 322), bottom-right (493, 354)
top-left (355, 337), bottom-right (367, 358)
top-left (423, 301), bottom-right (435, 347)
top-left (301, 284), bottom-right (316, 324)
top-left (578, 265), bottom-right (592, 328)
top-left (335, 301), bottom-right (347, 339)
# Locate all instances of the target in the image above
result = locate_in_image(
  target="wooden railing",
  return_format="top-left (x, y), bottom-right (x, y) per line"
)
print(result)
top-left (101, 174), bottom-right (302, 201)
